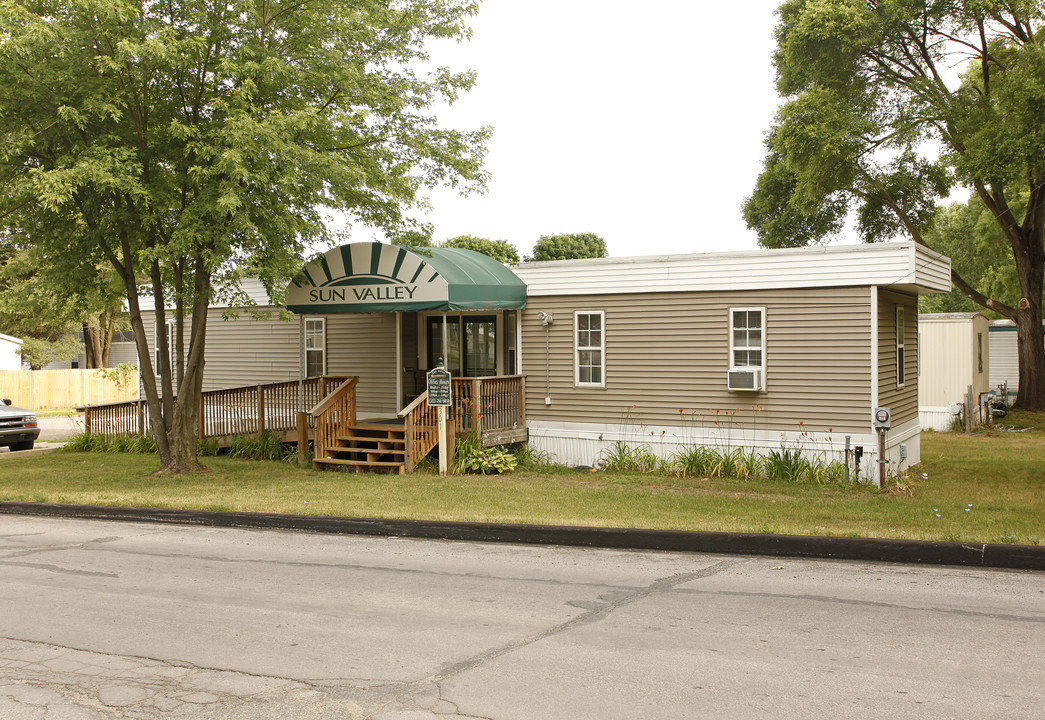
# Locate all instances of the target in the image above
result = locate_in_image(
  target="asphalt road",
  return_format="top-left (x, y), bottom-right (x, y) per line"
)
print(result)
top-left (1, 516), bottom-right (1042, 719)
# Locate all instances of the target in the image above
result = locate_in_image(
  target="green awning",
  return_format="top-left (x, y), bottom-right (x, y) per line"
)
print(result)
top-left (285, 242), bottom-right (526, 314)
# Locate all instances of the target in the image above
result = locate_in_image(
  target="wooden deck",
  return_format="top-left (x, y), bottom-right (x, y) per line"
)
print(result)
top-left (80, 374), bottom-right (528, 472)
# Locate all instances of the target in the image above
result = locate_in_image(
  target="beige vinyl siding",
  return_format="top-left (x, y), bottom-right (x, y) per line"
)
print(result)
top-left (140, 308), bottom-right (301, 391)
top-left (325, 312), bottom-right (397, 414)
top-left (522, 287), bottom-right (873, 433)
top-left (877, 290), bottom-right (918, 423)
top-left (140, 308), bottom-right (397, 414)
top-left (107, 341), bottom-right (139, 367)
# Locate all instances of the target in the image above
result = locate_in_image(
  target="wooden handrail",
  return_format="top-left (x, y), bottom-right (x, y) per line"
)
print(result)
top-left (401, 390), bottom-right (441, 470)
top-left (397, 390), bottom-right (429, 417)
top-left (310, 376), bottom-right (359, 416)
top-left (311, 376), bottom-right (359, 464)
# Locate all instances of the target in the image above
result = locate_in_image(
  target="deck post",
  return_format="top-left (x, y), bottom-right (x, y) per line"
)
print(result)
top-left (471, 378), bottom-right (481, 436)
top-left (85, 408), bottom-right (92, 435)
top-left (438, 405), bottom-right (447, 475)
top-left (297, 411), bottom-right (310, 466)
top-left (256, 385), bottom-right (266, 434)
top-left (517, 376), bottom-right (526, 429)
top-left (137, 400), bottom-right (145, 436)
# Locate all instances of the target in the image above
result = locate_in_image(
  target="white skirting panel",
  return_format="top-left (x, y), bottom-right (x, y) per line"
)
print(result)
top-left (527, 418), bottom-right (922, 481)
top-left (920, 407), bottom-right (960, 432)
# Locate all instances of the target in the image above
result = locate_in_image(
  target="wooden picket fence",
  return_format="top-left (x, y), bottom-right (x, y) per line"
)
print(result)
top-left (0, 369), bottom-right (139, 410)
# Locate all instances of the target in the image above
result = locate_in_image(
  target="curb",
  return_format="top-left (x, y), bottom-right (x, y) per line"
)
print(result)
top-left (1, 502), bottom-right (1043, 571)
top-left (0, 444), bottom-right (64, 460)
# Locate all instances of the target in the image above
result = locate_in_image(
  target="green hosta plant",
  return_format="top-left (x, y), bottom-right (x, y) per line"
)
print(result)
top-left (455, 433), bottom-right (518, 475)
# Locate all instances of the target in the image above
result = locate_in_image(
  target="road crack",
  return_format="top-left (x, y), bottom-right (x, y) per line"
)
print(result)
top-left (430, 558), bottom-right (736, 683)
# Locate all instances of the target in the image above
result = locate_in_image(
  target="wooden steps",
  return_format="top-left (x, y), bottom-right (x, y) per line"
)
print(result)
top-left (314, 423), bottom-right (406, 473)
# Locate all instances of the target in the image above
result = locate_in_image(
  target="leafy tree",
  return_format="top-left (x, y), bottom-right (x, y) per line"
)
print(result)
top-left (529, 233), bottom-right (608, 262)
top-left (743, 1), bottom-right (1045, 410)
top-left (18, 336), bottom-right (83, 371)
top-left (920, 200), bottom-right (1020, 316)
top-left (0, 245), bottom-right (126, 367)
top-left (0, 0), bottom-right (488, 471)
top-left (441, 235), bottom-right (519, 262)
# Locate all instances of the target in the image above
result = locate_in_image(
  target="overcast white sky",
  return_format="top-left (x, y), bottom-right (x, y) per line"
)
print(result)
top-left (345, 1), bottom-right (786, 259)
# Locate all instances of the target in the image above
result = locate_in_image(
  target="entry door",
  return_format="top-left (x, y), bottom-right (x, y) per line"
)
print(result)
top-left (426, 315), bottom-right (497, 377)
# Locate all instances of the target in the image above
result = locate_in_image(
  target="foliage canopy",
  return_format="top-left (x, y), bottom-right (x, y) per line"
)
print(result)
top-left (441, 235), bottom-right (520, 262)
top-left (743, 0), bottom-right (1045, 408)
top-left (529, 233), bottom-right (608, 262)
top-left (0, 0), bottom-right (489, 467)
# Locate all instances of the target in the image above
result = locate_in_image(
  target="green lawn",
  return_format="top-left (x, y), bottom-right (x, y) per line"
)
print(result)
top-left (1, 411), bottom-right (1042, 545)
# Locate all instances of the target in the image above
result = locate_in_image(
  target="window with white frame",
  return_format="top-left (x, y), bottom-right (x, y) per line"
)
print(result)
top-left (305, 317), bottom-right (326, 378)
top-left (575, 311), bottom-right (604, 386)
top-left (154, 319), bottom-right (174, 377)
top-left (896, 305), bottom-right (905, 387)
top-left (730, 307), bottom-right (765, 369)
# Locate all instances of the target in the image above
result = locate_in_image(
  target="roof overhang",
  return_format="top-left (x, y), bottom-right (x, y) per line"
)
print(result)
top-left (286, 242), bottom-right (526, 314)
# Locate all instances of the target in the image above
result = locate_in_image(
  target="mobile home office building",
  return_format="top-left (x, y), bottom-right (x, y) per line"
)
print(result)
top-left (139, 241), bottom-right (950, 476)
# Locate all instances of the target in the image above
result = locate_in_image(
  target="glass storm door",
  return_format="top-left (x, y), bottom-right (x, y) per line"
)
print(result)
top-left (426, 315), bottom-right (496, 377)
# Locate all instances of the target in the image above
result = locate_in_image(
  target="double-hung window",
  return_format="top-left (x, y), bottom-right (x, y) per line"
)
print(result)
top-left (154, 319), bottom-right (174, 378)
top-left (730, 307), bottom-right (765, 369)
top-left (305, 317), bottom-right (326, 378)
top-left (728, 307), bottom-right (765, 391)
top-left (575, 311), bottom-right (604, 387)
top-left (896, 306), bottom-right (905, 387)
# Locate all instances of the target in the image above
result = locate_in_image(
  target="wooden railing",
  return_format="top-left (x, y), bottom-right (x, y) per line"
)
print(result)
top-left (81, 376), bottom-right (353, 441)
top-left (452, 374), bottom-right (527, 445)
top-left (84, 400), bottom-right (148, 436)
top-left (399, 391), bottom-right (455, 471)
top-left (310, 377), bottom-right (359, 462)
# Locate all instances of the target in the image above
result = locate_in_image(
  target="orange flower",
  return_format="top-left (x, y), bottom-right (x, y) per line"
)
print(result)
top-left (678, 408), bottom-right (684, 414)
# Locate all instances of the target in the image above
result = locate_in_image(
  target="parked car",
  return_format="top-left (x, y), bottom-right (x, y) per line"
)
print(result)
top-left (0, 399), bottom-right (39, 451)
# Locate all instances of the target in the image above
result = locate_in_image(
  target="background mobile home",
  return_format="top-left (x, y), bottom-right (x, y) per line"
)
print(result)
top-left (918, 313), bottom-right (990, 431)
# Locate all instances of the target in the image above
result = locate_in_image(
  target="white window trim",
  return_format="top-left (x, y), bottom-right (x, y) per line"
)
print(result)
top-left (155, 318), bottom-right (174, 378)
top-left (574, 310), bottom-right (605, 388)
top-left (305, 316), bottom-right (326, 378)
top-left (729, 306), bottom-right (766, 371)
top-left (896, 305), bottom-right (905, 388)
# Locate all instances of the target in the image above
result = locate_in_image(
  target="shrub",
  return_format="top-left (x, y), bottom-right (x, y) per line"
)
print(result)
top-left (599, 440), bottom-right (661, 473)
top-left (229, 431), bottom-right (296, 462)
top-left (455, 433), bottom-right (518, 474)
top-left (63, 432), bottom-right (156, 454)
top-left (764, 446), bottom-right (809, 482)
top-left (671, 444), bottom-right (719, 478)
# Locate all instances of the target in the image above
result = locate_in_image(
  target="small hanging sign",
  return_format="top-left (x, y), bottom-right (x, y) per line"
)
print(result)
top-left (427, 367), bottom-right (453, 407)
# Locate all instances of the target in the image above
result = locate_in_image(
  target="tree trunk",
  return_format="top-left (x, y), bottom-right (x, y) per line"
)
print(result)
top-left (82, 321), bottom-right (102, 368)
top-left (100, 308), bottom-right (117, 367)
top-left (168, 388), bottom-right (205, 473)
top-left (162, 259), bottom-right (212, 474)
top-left (1014, 312), bottom-right (1045, 410)
top-left (1010, 222), bottom-right (1045, 411)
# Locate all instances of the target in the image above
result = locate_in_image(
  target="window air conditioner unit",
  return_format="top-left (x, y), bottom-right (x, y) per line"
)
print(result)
top-left (728, 368), bottom-right (763, 392)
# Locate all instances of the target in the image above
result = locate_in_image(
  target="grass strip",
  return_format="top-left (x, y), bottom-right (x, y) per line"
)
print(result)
top-left (1, 412), bottom-right (1042, 546)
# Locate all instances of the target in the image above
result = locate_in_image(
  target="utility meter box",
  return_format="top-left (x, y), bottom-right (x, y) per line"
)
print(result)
top-left (873, 407), bottom-right (891, 430)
